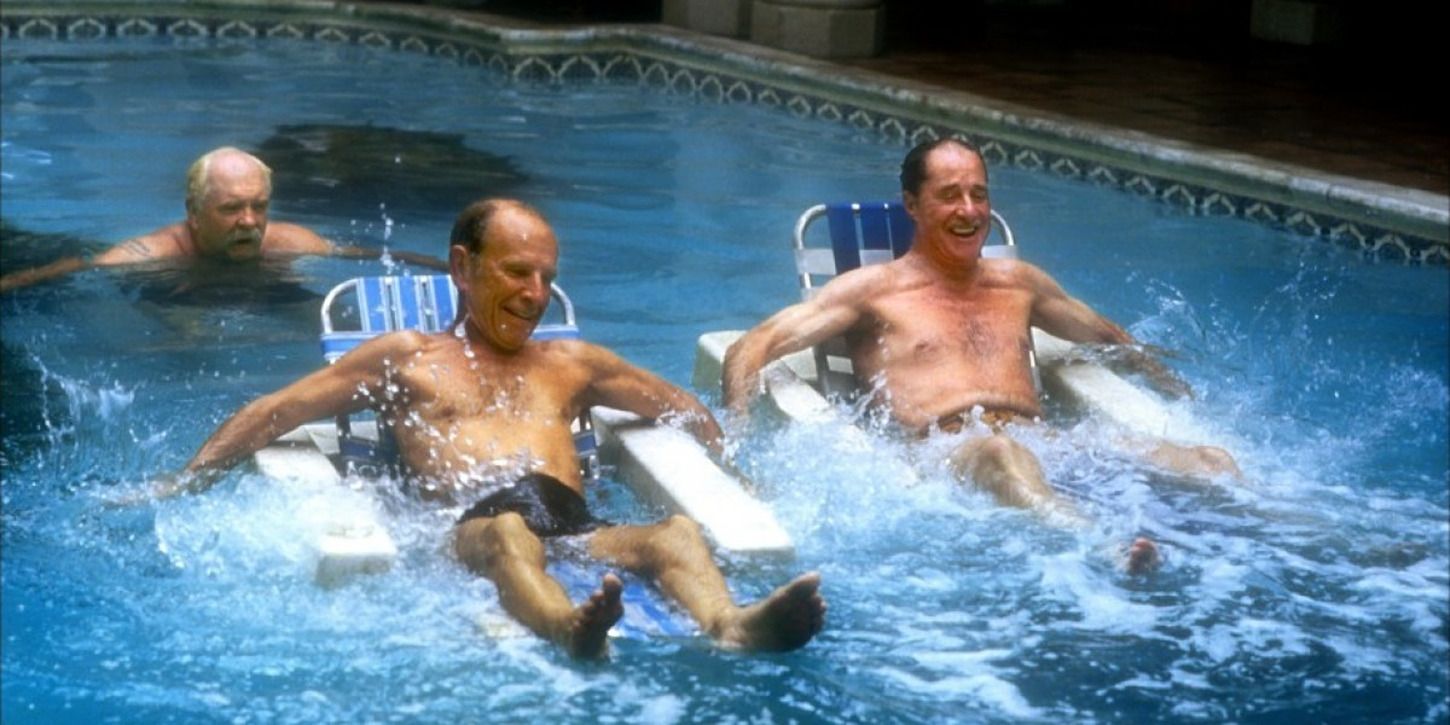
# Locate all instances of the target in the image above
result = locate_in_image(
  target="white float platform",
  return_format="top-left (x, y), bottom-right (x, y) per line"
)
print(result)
top-left (253, 431), bottom-right (399, 589)
top-left (255, 407), bottom-right (793, 588)
top-left (590, 406), bottom-right (793, 557)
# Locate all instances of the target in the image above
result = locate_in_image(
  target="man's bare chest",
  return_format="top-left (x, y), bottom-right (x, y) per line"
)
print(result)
top-left (387, 351), bottom-right (581, 424)
top-left (859, 287), bottom-right (1032, 362)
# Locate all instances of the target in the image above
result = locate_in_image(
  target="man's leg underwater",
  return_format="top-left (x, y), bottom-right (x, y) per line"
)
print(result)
top-left (455, 512), bottom-right (622, 659)
top-left (589, 515), bottom-right (825, 652)
top-left (947, 432), bottom-right (1058, 510)
top-left (947, 432), bottom-right (1159, 572)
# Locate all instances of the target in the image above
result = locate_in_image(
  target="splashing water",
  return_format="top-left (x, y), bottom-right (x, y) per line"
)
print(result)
top-left (1, 34), bottom-right (1444, 723)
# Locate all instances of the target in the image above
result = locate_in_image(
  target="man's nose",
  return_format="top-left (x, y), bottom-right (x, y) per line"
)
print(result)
top-left (523, 274), bottom-right (549, 303)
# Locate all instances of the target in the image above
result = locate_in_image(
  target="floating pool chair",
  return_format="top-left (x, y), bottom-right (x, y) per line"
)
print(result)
top-left (317, 274), bottom-right (598, 481)
top-left (694, 201), bottom-right (1217, 446)
top-left (256, 273), bottom-right (792, 589)
top-left (788, 202), bottom-right (1038, 397)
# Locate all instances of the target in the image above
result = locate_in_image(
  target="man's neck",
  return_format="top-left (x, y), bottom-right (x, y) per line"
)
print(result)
top-left (905, 245), bottom-right (981, 288)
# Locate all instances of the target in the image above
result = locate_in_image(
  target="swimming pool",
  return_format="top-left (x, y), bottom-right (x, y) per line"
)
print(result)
top-left (3, 20), bottom-right (1447, 725)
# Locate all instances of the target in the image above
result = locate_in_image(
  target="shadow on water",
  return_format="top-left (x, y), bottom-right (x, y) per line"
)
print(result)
top-left (0, 219), bottom-right (78, 262)
top-left (0, 341), bottom-right (59, 460)
top-left (256, 123), bottom-right (529, 221)
top-left (0, 218), bottom-right (96, 270)
top-left (2, 222), bottom-right (96, 450)
top-left (119, 257), bottom-right (320, 309)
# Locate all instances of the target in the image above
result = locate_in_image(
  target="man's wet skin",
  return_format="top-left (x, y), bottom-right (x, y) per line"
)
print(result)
top-left (711, 572), bottom-right (827, 652)
top-left (564, 574), bottom-right (624, 660)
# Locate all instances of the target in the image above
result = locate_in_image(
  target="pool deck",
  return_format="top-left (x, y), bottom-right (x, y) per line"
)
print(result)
top-left (480, 6), bottom-right (1450, 255)
top-left (842, 36), bottom-right (1446, 202)
top-left (652, 18), bottom-right (1450, 255)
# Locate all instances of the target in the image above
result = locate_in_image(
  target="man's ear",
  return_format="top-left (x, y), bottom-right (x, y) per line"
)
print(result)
top-left (901, 191), bottom-right (919, 218)
top-left (448, 245), bottom-right (471, 294)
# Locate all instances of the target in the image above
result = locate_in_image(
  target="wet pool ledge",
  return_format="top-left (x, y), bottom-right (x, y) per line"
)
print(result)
top-left (4, 0), bottom-right (1446, 264)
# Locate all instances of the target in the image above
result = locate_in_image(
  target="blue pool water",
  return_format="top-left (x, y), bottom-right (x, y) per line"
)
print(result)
top-left (3, 36), bottom-right (1447, 723)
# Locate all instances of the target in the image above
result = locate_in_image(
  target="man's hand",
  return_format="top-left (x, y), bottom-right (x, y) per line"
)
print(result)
top-left (103, 471), bottom-right (213, 508)
top-left (1116, 345), bottom-right (1194, 400)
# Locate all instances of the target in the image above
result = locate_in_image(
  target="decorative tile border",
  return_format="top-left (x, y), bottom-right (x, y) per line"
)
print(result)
top-left (2, 8), bottom-right (1445, 265)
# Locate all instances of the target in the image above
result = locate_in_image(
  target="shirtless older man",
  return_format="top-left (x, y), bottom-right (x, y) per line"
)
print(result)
top-left (143, 198), bottom-right (825, 659)
top-left (722, 139), bottom-right (1236, 569)
top-left (1, 146), bottom-right (442, 293)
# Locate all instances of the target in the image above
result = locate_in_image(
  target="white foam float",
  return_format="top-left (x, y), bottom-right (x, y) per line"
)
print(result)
top-left (254, 409), bottom-right (793, 589)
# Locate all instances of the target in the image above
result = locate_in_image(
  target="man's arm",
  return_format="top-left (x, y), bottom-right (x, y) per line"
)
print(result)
top-left (256, 222), bottom-right (446, 271)
top-left (1024, 264), bottom-right (1191, 399)
top-left (330, 244), bottom-right (450, 272)
top-left (1023, 263), bottom-right (1133, 346)
top-left (579, 343), bottom-right (726, 457)
top-left (153, 333), bottom-right (413, 499)
top-left (1, 230), bottom-right (179, 293)
top-left (0, 256), bottom-right (91, 293)
top-left (720, 270), bottom-right (876, 418)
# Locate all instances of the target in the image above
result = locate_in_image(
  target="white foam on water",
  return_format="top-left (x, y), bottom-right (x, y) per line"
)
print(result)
top-left (878, 665), bottom-right (1041, 719)
top-left (1035, 551), bottom-right (1159, 633)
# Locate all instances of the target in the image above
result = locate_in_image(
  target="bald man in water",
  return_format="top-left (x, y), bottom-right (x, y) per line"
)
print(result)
top-left (139, 198), bottom-right (825, 659)
top-left (723, 138), bottom-right (1239, 573)
top-left (1, 146), bottom-right (443, 293)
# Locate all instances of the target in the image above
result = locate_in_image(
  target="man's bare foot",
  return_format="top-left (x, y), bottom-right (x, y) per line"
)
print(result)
top-left (713, 572), bottom-right (826, 652)
top-left (1125, 538), bottom-right (1161, 575)
top-left (561, 573), bottom-right (624, 659)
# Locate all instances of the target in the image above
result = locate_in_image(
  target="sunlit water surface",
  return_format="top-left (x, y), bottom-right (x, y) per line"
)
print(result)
top-left (2, 37), bottom-right (1446, 723)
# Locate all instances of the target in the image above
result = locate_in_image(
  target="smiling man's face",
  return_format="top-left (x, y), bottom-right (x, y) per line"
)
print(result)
top-left (455, 206), bottom-right (558, 354)
top-left (904, 142), bottom-right (991, 268)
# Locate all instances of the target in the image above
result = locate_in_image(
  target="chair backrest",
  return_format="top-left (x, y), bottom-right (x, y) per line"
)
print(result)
top-left (791, 202), bottom-right (1034, 396)
top-left (318, 274), bottom-right (598, 480)
top-left (320, 274), bottom-right (580, 362)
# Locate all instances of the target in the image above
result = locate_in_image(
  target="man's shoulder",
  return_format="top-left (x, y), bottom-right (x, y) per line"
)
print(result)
top-left (263, 222), bottom-right (332, 254)
top-left (534, 337), bottom-right (651, 382)
top-left (819, 260), bottom-right (898, 298)
top-left (95, 224), bottom-right (188, 264)
top-left (981, 256), bottom-right (1050, 285)
top-left (351, 328), bottom-right (440, 359)
top-left (533, 336), bottom-right (610, 365)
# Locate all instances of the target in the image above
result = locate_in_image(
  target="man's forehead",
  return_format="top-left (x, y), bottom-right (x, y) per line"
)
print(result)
top-left (208, 165), bottom-right (269, 197)
top-left (926, 144), bottom-right (982, 170)
top-left (487, 209), bottom-right (555, 244)
top-left (923, 147), bottom-right (986, 186)
top-left (484, 231), bottom-right (558, 270)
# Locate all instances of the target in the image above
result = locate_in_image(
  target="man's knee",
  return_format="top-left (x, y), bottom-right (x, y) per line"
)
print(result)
top-left (661, 513), bottom-right (702, 537)
top-left (655, 514), bottom-right (707, 550)
top-left (456, 512), bottom-right (538, 565)
top-left (949, 434), bottom-right (1052, 507)
top-left (1149, 442), bottom-right (1241, 479)
top-left (640, 514), bottom-right (707, 563)
top-left (1189, 445), bottom-right (1240, 477)
top-left (950, 434), bottom-right (1027, 473)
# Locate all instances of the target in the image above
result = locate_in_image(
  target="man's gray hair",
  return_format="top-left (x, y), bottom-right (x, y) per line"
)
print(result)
top-left (185, 147), bottom-right (272, 213)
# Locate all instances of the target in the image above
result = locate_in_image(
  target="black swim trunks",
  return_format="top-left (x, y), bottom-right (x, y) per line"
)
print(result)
top-left (456, 472), bottom-right (603, 537)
